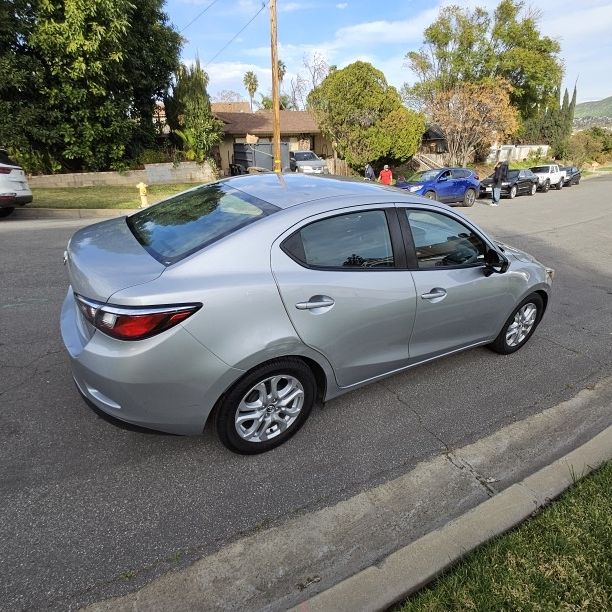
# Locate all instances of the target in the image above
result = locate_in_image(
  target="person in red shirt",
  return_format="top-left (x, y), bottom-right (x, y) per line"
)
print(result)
top-left (378, 164), bottom-right (392, 185)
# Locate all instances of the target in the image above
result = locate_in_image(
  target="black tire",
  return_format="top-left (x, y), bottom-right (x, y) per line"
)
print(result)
top-left (463, 188), bottom-right (476, 207)
top-left (556, 179), bottom-right (563, 190)
top-left (575, 177), bottom-right (580, 185)
top-left (529, 183), bottom-right (537, 196)
top-left (215, 358), bottom-right (316, 454)
top-left (487, 293), bottom-right (544, 355)
top-left (509, 185), bottom-right (517, 199)
top-left (542, 180), bottom-right (550, 193)
top-left (424, 190), bottom-right (437, 200)
top-left (0, 207), bottom-right (15, 218)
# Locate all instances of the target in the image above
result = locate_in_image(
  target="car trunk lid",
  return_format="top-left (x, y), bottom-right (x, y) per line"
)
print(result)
top-left (66, 217), bottom-right (166, 303)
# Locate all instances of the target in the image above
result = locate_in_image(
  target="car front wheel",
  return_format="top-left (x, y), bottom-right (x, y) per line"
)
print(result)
top-left (463, 188), bottom-right (476, 207)
top-left (542, 180), bottom-right (550, 192)
top-left (424, 191), bottom-right (437, 200)
top-left (488, 294), bottom-right (544, 355)
top-left (215, 358), bottom-right (315, 454)
top-left (529, 183), bottom-right (537, 195)
top-left (556, 179), bottom-right (563, 190)
top-left (509, 185), bottom-right (517, 199)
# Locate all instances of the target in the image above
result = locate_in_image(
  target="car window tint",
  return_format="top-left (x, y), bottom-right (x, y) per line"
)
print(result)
top-left (406, 210), bottom-right (487, 269)
top-left (440, 171), bottom-right (451, 180)
top-left (285, 210), bottom-right (395, 269)
top-left (127, 184), bottom-right (278, 265)
top-left (451, 169), bottom-right (470, 178)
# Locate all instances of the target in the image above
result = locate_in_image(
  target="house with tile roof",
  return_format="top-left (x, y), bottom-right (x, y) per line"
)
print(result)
top-left (214, 110), bottom-right (332, 175)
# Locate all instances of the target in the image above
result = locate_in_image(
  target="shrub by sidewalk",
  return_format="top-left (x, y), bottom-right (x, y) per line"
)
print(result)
top-left (400, 462), bottom-right (611, 611)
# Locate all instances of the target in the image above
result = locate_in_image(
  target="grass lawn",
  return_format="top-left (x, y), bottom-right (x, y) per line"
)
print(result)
top-left (30, 183), bottom-right (199, 209)
top-left (400, 462), bottom-right (611, 611)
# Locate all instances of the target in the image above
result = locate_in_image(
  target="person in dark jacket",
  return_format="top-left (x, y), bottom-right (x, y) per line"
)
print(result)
top-left (364, 163), bottom-right (376, 181)
top-left (491, 161), bottom-right (508, 206)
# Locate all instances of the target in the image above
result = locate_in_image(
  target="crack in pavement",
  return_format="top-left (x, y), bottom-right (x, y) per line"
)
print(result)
top-left (380, 382), bottom-right (498, 498)
top-left (0, 348), bottom-right (64, 398)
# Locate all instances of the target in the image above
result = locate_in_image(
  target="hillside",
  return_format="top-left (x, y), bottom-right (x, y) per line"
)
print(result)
top-left (574, 96), bottom-right (612, 118)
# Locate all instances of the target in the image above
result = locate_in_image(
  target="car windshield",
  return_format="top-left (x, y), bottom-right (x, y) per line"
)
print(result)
top-left (530, 166), bottom-right (550, 172)
top-left (127, 183), bottom-right (278, 265)
top-left (407, 170), bottom-right (441, 182)
top-left (294, 152), bottom-right (318, 161)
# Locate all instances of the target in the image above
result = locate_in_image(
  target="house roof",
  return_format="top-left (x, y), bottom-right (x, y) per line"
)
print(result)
top-left (211, 101), bottom-right (251, 113)
top-left (215, 110), bottom-right (320, 136)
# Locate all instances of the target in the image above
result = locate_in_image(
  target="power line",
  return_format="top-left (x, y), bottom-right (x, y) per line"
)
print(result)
top-left (180, 0), bottom-right (221, 34)
top-left (205, 1), bottom-right (269, 67)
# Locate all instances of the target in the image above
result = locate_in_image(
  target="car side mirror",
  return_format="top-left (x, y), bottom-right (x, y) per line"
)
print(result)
top-left (438, 176), bottom-right (448, 182)
top-left (483, 248), bottom-right (509, 276)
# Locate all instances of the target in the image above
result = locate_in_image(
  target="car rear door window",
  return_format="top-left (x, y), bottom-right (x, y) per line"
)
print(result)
top-left (283, 210), bottom-right (395, 269)
top-left (405, 210), bottom-right (487, 268)
top-left (451, 169), bottom-right (470, 179)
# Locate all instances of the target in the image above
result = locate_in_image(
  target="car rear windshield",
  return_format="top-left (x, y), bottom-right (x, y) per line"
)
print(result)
top-left (127, 183), bottom-right (279, 265)
top-left (294, 152), bottom-right (318, 161)
top-left (530, 166), bottom-right (550, 172)
top-left (0, 150), bottom-right (18, 166)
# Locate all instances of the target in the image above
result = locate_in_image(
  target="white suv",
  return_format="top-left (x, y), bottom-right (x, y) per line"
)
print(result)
top-left (0, 150), bottom-right (33, 218)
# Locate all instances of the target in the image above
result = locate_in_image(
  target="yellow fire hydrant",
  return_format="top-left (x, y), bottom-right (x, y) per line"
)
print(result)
top-left (136, 182), bottom-right (148, 208)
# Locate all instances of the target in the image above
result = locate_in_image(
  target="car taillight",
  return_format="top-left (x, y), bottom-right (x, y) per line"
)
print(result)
top-left (75, 294), bottom-right (201, 341)
top-left (0, 167), bottom-right (13, 174)
top-left (474, 174), bottom-right (479, 180)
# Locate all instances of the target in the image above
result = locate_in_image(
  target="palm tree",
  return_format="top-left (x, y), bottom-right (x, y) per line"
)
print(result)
top-left (277, 59), bottom-right (287, 87)
top-left (243, 71), bottom-right (258, 112)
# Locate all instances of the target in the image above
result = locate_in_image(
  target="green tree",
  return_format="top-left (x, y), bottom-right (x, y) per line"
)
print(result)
top-left (167, 59), bottom-right (223, 163)
top-left (257, 92), bottom-right (295, 110)
top-left (243, 70), bottom-right (258, 112)
top-left (277, 59), bottom-right (286, 86)
top-left (308, 61), bottom-right (425, 169)
top-left (0, 0), bottom-right (180, 173)
top-left (403, 0), bottom-right (563, 130)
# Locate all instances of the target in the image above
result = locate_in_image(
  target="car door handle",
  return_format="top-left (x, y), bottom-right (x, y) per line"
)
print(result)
top-left (421, 288), bottom-right (447, 300)
top-left (295, 297), bottom-right (335, 310)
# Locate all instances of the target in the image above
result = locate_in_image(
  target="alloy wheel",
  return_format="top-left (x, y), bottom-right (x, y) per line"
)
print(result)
top-left (506, 303), bottom-right (537, 347)
top-left (234, 375), bottom-right (305, 442)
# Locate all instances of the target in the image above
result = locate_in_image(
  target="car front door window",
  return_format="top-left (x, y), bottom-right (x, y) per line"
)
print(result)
top-left (406, 210), bottom-right (487, 268)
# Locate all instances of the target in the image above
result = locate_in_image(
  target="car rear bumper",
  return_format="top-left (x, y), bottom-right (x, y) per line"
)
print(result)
top-left (60, 288), bottom-right (244, 435)
top-left (0, 193), bottom-right (32, 208)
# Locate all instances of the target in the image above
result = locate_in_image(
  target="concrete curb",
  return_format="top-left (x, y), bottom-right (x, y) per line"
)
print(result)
top-left (13, 207), bottom-right (136, 219)
top-left (293, 424), bottom-right (612, 612)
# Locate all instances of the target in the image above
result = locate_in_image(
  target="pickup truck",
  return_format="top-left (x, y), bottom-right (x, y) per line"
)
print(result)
top-left (529, 164), bottom-right (567, 191)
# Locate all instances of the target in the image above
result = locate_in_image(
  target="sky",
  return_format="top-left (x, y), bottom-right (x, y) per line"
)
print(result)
top-left (165, 0), bottom-right (612, 104)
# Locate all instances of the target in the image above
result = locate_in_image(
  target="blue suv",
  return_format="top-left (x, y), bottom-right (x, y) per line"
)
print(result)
top-left (396, 167), bottom-right (481, 207)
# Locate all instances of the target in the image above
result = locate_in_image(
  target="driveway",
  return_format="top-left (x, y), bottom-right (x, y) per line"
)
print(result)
top-left (1, 177), bottom-right (611, 610)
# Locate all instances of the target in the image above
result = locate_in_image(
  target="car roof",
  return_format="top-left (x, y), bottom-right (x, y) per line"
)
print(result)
top-left (222, 173), bottom-right (407, 209)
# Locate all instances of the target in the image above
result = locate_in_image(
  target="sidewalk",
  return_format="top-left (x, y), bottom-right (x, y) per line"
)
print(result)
top-left (85, 375), bottom-right (612, 612)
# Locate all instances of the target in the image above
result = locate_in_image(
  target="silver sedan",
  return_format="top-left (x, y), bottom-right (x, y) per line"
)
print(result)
top-left (61, 174), bottom-right (554, 453)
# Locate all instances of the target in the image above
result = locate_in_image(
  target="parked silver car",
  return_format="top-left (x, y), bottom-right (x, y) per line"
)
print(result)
top-left (61, 174), bottom-right (554, 453)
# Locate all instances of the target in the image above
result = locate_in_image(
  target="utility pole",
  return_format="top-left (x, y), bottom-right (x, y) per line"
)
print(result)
top-left (269, 0), bottom-right (281, 173)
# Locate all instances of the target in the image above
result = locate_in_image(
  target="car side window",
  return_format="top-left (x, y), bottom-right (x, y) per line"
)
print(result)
top-left (282, 210), bottom-right (395, 269)
top-left (451, 169), bottom-right (469, 179)
top-left (439, 170), bottom-right (451, 181)
top-left (405, 210), bottom-right (487, 269)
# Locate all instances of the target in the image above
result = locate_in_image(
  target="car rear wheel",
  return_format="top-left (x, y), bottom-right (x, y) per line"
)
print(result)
top-left (509, 185), bottom-right (517, 199)
top-left (529, 183), bottom-right (537, 196)
top-left (424, 191), bottom-right (436, 200)
top-left (542, 180), bottom-right (550, 193)
top-left (463, 188), bottom-right (476, 207)
top-left (488, 293), bottom-right (544, 355)
top-left (0, 207), bottom-right (15, 218)
top-left (215, 358), bottom-right (315, 454)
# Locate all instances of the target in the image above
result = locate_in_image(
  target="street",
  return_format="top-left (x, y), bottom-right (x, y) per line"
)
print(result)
top-left (1, 176), bottom-right (611, 610)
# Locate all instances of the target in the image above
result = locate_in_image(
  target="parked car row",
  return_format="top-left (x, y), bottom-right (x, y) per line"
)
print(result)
top-left (396, 163), bottom-right (581, 207)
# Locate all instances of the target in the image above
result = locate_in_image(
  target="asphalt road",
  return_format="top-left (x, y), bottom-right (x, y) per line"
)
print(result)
top-left (1, 176), bottom-right (611, 610)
